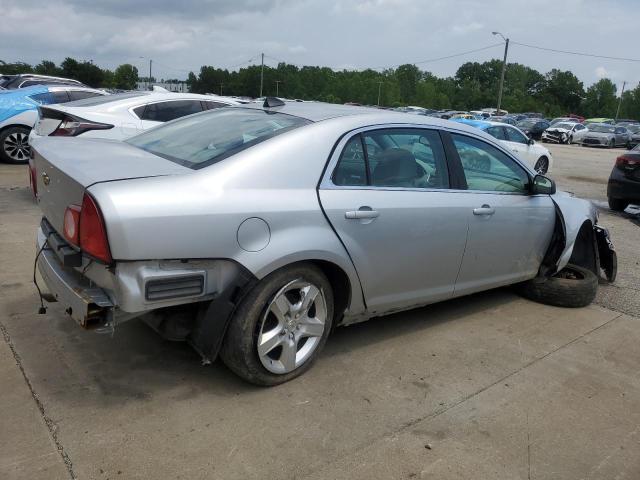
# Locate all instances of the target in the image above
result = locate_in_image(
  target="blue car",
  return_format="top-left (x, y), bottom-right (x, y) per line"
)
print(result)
top-left (0, 85), bottom-right (106, 163)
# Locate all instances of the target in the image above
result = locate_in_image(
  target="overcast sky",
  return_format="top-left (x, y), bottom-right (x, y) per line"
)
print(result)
top-left (1, 0), bottom-right (638, 90)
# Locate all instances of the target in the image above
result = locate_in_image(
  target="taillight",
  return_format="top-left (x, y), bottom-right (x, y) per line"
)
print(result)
top-left (63, 205), bottom-right (81, 245)
top-left (79, 194), bottom-right (112, 263)
top-left (63, 194), bottom-right (112, 263)
top-left (50, 115), bottom-right (113, 137)
top-left (616, 155), bottom-right (640, 169)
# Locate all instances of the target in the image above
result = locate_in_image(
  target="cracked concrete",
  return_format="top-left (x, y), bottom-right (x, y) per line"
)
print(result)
top-left (1, 143), bottom-right (640, 479)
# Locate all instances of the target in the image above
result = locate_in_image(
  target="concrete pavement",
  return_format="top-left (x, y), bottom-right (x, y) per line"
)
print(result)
top-left (1, 142), bottom-right (639, 479)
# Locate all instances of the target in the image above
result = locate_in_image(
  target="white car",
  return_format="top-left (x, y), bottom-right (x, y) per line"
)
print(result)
top-left (541, 122), bottom-right (588, 144)
top-left (0, 85), bottom-right (107, 163)
top-left (30, 91), bottom-right (241, 141)
top-left (455, 119), bottom-right (553, 174)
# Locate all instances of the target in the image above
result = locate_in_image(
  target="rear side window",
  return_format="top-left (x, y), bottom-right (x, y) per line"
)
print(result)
top-left (451, 133), bottom-right (529, 194)
top-left (140, 100), bottom-right (203, 122)
top-left (68, 90), bottom-right (103, 101)
top-left (51, 91), bottom-right (70, 104)
top-left (332, 128), bottom-right (449, 189)
top-left (127, 108), bottom-right (311, 169)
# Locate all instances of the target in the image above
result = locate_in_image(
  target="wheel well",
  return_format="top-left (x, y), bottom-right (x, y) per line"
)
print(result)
top-left (308, 260), bottom-right (351, 324)
top-left (568, 221), bottom-right (597, 275)
top-left (0, 124), bottom-right (31, 135)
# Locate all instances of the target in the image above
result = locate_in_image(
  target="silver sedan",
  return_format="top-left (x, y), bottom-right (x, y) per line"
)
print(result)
top-left (30, 100), bottom-right (616, 385)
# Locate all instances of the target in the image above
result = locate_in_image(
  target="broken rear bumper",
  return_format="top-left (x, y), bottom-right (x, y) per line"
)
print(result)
top-left (37, 226), bottom-right (114, 327)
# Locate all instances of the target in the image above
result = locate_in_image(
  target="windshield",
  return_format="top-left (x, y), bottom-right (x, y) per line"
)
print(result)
top-left (626, 124), bottom-right (640, 133)
top-left (589, 125), bottom-right (615, 133)
top-left (517, 119), bottom-right (536, 127)
top-left (127, 108), bottom-right (311, 169)
top-left (554, 123), bottom-right (575, 130)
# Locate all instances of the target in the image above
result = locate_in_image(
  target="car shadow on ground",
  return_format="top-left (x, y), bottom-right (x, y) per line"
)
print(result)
top-left (5, 287), bottom-right (525, 406)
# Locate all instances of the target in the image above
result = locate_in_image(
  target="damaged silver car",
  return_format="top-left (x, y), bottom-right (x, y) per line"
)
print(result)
top-left (30, 99), bottom-right (617, 385)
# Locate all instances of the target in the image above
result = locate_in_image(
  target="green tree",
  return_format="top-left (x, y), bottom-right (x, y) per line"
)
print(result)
top-left (34, 60), bottom-right (61, 76)
top-left (542, 69), bottom-right (584, 114)
top-left (113, 64), bottom-right (139, 90)
top-left (583, 78), bottom-right (618, 118)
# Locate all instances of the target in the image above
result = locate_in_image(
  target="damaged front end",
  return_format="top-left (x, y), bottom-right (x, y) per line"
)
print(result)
top-left (539, 193), bottom-right (617, 282)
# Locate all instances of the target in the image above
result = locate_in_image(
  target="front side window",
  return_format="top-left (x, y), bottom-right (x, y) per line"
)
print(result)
top-left (505, 127), bottom-right (529, 144)
top-left (332, 128), bottom-right (449, 189)
top-left (51, 91), bottom-right (70, 104)
top-left (452, 134), bottom-right (529, 194)
top-left (127, 108), bottom-right (311, 169)
top-left (141, 100), bottom-right (204, 122)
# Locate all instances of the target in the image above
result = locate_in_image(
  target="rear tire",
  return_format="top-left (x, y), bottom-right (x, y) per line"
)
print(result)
top-left (516, 264), bottom-right (598, 308)
top-left (608, 197), bottom-right (629, 212)
top-left (0, 126), bottom-right (31, 164)
top-left (220, 263), bottom-right (334, 386)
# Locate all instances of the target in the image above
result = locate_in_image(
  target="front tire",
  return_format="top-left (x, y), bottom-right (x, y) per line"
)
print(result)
top-left (534, 156), bottom-right (549, 174)
top-left (0, 126), bottom-right (31, 164)
top-left (516, 264), bottom-right (598, 308)
top-left (220, 264), bottom-right (334, 386)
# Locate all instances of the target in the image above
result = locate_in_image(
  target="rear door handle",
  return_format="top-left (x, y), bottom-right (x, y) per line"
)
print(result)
top-left (473, 204), bottom-right (495, 216)
top-left (345, 209), bottom-right (379, 219)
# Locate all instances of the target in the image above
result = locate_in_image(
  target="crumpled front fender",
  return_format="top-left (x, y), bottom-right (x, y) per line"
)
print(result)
top-left (551, 192), bottom-right (598, 272)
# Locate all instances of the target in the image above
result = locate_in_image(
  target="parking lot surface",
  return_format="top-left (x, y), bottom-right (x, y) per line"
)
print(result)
top-left (1, 143), bottom-right (639, 479)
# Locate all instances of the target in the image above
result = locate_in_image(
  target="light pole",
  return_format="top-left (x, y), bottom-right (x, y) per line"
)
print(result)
top-left (275, 80), bottom-right (282, 96)
top-left (139, 56), bottom-right (153, 90)
top-left (492, 31), bottom-right (509, 114)
top-left (377, 80), bottom-right (383, 106)
top-left (615, 81), bottom-right (626, 120)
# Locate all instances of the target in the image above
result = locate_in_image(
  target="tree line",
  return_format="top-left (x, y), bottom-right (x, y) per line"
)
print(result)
top-left (3, 57), bottom-right (639, 119)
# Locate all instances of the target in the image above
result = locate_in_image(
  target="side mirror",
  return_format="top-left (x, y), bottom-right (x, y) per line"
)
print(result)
top-left (527, 138), bottom-right (535, 146)
top-left (531, 174), bottom-right (556, 195)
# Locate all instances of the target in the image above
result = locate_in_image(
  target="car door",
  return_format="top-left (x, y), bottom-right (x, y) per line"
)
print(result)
top-left (503, 126), bottom-right (537, 167)
top-left (615, 127), bottom-right (629, 146)
top-left (319, 127), bottom-right (469, 314)
top-left (447, 132), bottom-right (555, 296)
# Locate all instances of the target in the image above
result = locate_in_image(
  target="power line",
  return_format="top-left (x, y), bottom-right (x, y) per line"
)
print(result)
top-left (511, 41), bottom-right (640, 63)
top-left (371, 43), bottom-right (504, 70)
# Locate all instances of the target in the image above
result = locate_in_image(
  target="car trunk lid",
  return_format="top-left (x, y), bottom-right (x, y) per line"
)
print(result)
top-left (32, 136), bottom-right (191, 235)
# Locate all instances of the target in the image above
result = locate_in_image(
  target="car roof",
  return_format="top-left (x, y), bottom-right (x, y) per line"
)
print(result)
top-left (59, 91), bottom-right (240, 109)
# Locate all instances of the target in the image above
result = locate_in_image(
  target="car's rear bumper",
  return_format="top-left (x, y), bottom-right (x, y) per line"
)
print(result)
top-left (607, 168), bottom-right (640, 202)
top-left (37, 226), bottom-right (114, 327)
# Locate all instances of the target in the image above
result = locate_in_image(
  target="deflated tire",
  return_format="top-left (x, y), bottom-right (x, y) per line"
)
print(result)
top-left (515, 264), bottom-right (598, 308)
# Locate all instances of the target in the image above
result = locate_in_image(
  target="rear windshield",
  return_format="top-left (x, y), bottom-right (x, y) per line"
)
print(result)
top-left (127, 108), bottom-right (311, 169)
top-left (64, 91), bottom-right (146, 107)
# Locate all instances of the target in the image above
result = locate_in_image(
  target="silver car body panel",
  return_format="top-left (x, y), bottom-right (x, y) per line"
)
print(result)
top-left (33, 103), bottom-right (599, 327)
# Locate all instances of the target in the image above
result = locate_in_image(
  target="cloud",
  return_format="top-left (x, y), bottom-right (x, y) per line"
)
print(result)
top-left (0, 0), bottom-right (638, 86)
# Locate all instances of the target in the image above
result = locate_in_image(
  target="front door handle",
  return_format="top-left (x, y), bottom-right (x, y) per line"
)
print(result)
top-left (473, 204), bottom-right (495, 216)
top-left (345, 208), bottom-right (379, 219)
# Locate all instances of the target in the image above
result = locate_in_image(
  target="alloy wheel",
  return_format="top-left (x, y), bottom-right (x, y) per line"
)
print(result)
top-left (3, 131), bottom-right (30, 162)
top-left (257, 279), bottom-right (327, 374)
top-left (534, 157), bottom-right (549, 174)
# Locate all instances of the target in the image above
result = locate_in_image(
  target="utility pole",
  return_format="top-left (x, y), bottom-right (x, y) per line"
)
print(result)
top-left (259, 52), bottom-right (264, 98)
top-left (492, 31), bottom-right (509, 114)
top-left (377, 81), bottom-right (383, 106)
top-left (275, 80), bottom-right (282, 96)
top-left (615, 81), bottom-right (626, 120)
top-left (220, 83), bottom-right (224, 95)
top-left (149, 59), bottom-right (153, 90)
